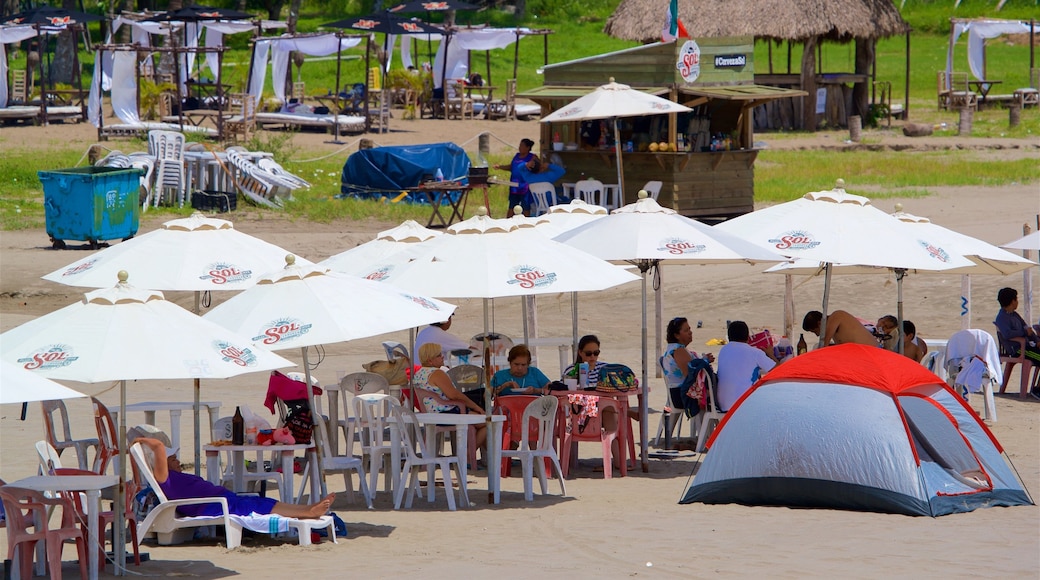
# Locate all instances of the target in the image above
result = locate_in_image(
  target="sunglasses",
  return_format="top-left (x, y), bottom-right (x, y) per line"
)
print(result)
top-left (583, 350), bottom-right (601, 357)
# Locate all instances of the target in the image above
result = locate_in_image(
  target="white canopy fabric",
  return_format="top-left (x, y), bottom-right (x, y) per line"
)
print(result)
top-left (0, 24), bottom-right (38, 108)
top-left (946, 19), bottom-right (1040, 83)
top-left (249, 34), bottom-right (363, 105)
top-left (202, 21), bottom-right (255, 79)
top-left (1002, 231), bottom-right (1040, 252)
top-left (433, 28), bottom-right (525, 89)
top-left (89, 49), bottom-right (140, 126)
top-left (1, 360), bottom-right (87, 405)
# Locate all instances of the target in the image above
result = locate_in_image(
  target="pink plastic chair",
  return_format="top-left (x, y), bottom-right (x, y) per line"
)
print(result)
top-left (0, 485), bottom-right (88, 580)
top-left (493, 395), bottom-right (540, 477)
top-left (559, 394), bottom-right (626, 479)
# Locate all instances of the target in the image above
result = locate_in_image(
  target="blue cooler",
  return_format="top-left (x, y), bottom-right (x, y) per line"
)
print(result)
top-left (38, 166), bottom-right (142, 249)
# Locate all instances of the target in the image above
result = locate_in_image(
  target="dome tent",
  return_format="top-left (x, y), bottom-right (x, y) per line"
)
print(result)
top-left (680, 344), bottom-right (1033, 516)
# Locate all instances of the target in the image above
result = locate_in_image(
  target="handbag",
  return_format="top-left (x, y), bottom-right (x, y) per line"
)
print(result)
top-left (282, 399), bottom-right (313, 444)
top-left (595, 363), bottom-right (638, 393)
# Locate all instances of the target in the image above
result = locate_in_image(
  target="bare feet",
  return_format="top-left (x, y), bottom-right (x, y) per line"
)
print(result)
top-left (306, 493), bottom-right (335, 518)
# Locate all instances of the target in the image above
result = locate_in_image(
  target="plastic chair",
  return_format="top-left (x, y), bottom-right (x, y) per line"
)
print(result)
top-left (129, 442), bottom-right (244, 548)
top-left (335, 372), bottom-right (389, 455)
top-left (390, 399), bottom-right (468, 511)
top-left (90, 397), bottom-right (120, 475)
top-left (641, 180), bottom-right (663, 201)
top-left (493, 395), bottom-right (539, 477)
top-left (694, 369), bottom-right (724, 453)
top-left (500, 396), bottom-right (567, 501)
top-left (574, 179), bottom-right (607, 208)
top-left (0, 485), bottom-right (88, 580)
top-left (446, 364), bottom-right (486, 392)
top-left (995, 329), bottom-right (1036, 399)
top-left (52, 467), bottom-right (141, 570)
top-left (212, 417), bottom-right (283, 496)
top-left (40, 400), bottom-right (98, 471)
top-left (147, 129), bottom-right (186, 208)
top-left (296, 414), bottom-right (372, 509)
top-left (560, 395), bottom-right (625, 479)
top-left (352, 394), bottom-right (398, 498)
top-left (411, 385), bottom-right (478, 468)
top-left (528, 182), bottom-right (558, 216)
top-left (944, 329), bottom-right (999, 421)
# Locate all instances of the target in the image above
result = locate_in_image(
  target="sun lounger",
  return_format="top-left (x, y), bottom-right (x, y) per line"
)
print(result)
top-left (255, 111), bottom-right (366, 134)
top-left (99, 122), bottom-right (218, 139)
top-left (0, 105), bottom-right (83, 124)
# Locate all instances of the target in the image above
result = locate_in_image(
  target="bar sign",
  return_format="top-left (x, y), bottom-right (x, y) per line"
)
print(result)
top-left (714, 54), bottom-right (746, 69)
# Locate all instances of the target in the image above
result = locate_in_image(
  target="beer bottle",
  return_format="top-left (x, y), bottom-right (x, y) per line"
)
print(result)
top-left (796, 334), bottom-right (808, 356)
top-left (232, 406), bottom-right (245, 445)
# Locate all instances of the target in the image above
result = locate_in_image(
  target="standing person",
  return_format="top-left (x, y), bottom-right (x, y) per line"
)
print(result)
top-left (802, 310), bottom-right (877, 347)
top-left (716, 321), bottom-right (776, 411)
top-left (491, 344), bottom-right (551, 396)
top-left (495, 138), bottom-right (536, 217)
top-left (136, 438), bottom-right (333, 519)
top-left (415, 313), bottom-right (474, 363)
top-left (994, 287), bottom-right (1040, 367)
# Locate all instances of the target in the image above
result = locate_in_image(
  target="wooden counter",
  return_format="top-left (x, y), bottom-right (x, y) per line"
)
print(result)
top-left (552, 149), bottom-right (758, 219)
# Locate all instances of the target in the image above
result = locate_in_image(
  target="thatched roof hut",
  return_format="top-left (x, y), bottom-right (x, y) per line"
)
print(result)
top-left (604, 0), bottom-right (910, 130)
top-left (603, 0), bottom-right (909, 43)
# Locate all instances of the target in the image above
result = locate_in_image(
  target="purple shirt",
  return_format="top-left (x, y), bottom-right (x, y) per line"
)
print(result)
top-left (159, 470), bottom-right (276, 517)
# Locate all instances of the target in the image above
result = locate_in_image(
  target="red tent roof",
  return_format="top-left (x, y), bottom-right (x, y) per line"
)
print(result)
top-left (762, 343), bottom-right (944, 394)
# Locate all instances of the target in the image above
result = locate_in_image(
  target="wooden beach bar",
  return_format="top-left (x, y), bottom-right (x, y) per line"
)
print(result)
top-left (520, 37), bottom-right (804, 218)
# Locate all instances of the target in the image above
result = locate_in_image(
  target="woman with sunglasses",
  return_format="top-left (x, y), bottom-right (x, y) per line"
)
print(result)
top-left (563, 335), bottom-right (608, 385)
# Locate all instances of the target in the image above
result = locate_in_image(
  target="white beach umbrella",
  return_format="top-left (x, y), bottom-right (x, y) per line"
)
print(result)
top-left (203, 255), bottom-right (458, 496)
top-left (716, 180), bottom-right (975, 347)
top-left (554, 193), bottom-right (788, 470)
top-left (764, 207), bottom-right (1035, 330)
top-left (1002, 230), bottom-right (1040, 251)
top-left (0, 360), bottom-right (87, 405)
top-left (0, 271), bottom-right (293, 571)
top-left (540, 78), bottom-right (691, 201)
top-left (318, 219), bottom-right (441, 275)
top-left (41, 211), bottom-right (313, 473)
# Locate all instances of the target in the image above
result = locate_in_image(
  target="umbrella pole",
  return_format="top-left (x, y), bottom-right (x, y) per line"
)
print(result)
top-left (301, 347), bottom-right (327, 501)
top-left (193, 290), bottom-right (202, 476)
top-left (115, 379), bottom-right (127, 576)
top-left (784, 274), bottom-right (795, 339)
top-left (639, 263), bottom-right (649, 472)
top-left (482, 297), bottom-right (493, 503)
top-left (895, 268), bottom-right (906, 355)
top-left (571, 291), bottom-right (579, 360)
top-left (818, 263), bottom-right (832, 349)
top-left (521, 296), bottom-right (529, 344)
top-left (613, 118), bottom-right (625, 204)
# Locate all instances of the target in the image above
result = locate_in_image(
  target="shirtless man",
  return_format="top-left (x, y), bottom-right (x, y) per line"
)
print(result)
top-left (802, 310), bottom-right (878, 347)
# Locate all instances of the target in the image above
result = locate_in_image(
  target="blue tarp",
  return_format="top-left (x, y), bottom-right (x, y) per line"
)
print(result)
top-left (339, 142), bottom-right (471, 203)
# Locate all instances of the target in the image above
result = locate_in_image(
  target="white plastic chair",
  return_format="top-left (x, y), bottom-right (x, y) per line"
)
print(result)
top-left (695, 369), bottom-right (724, 453)
top-left (641, 180), bottom-right (663, 201)
top-left (528, 182), bottom-right (558, 216)
top-left (336, 372), bottom-right (389, 456)
top-left (352, 394), bottom-right (398, 498)
top-left (40, 399), bottom-right (98, 471)
top-left (390, 398), bottom-right (468, 511)
top-left (213, 416), bottom-right (283, 496)
top-left (147, 129), bottom-right (186, 208)
top-left (574, 179), bottom-right (606, 208)
top-left (296, 414), bottom-right (373, 508)
top-left (129, 442), bottom-right (244, 548)
top-left (500, 396), bottom-right (566, 501)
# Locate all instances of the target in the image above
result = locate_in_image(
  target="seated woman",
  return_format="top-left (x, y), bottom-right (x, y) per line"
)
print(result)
top-left (661, 316), bottom-right (715, 415)
top-left (563, 334), bottom-right (608, 385)
top-left (137, 437), bottom-right (332, 519)
top-left (413, 343), bottom-right (488, 449)
top-left (491, 344), bottom-right (551, 396)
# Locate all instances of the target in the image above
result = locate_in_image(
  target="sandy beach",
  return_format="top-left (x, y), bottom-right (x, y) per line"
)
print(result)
top-left (1, 116), bottom-right (1038, 578)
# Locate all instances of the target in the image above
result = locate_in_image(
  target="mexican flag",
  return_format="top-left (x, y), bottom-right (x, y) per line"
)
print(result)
top-left (662, 0), bottom-right (688, 42)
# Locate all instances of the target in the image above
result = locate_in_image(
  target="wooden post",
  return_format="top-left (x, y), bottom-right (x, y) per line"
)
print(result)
top-left (801, 37), bottom-right (818, 131)
top-left (478, 132), bottom-right (490, 162)
top-left (958, 105), bottom-right (973, 135)
top-left (1009, 101), bottom-right (1021, 128)
top-left (849, 115), bottom-right (862, 142)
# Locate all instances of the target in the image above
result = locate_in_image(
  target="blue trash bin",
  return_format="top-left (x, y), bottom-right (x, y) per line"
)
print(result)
top-left (38, 166), bottom-right (143, 249)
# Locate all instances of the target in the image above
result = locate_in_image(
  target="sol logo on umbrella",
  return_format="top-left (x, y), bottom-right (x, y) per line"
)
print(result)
top-left (403, 294), bottom-right (442, 310)
top-left (364, 266), bottom-right (393, 281)
top-left (59, 259), bottom-right (99, 277)
top-left (401, 22), bottom-right (424, 32)
top-left (47, 16), bottom-right (72, 25)
top-left (769, 231), bottom-right (821, 251)
top-left (507, 265), bottom-right (557, 289)
top-left (355, 19), bottom-right (378, 29)
top-left (917, 240), bottom-right (952, 263)
top-left (214, 341), bottom-right (261, 367)
top-left (18, 345), bottom-right (79, 370)
top-left (254, 318), bottom-right (312, 345)
top-left (658, 238), bottom-right (706, 255)
top-left (199, 263), bottom-right (252, 285)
